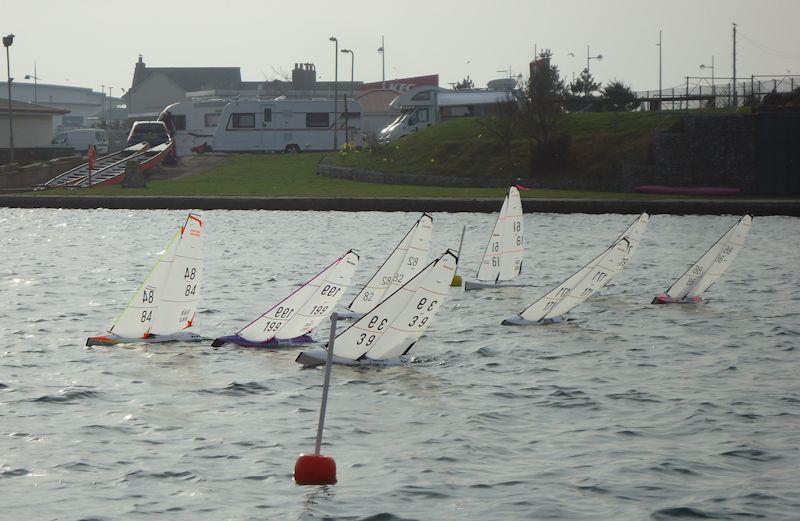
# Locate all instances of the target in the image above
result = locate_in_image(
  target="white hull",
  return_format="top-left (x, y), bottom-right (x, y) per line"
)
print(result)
top-left (295, 348), bottom-right (404, 368)
top-left (464, 280), bottom-right (526, 291)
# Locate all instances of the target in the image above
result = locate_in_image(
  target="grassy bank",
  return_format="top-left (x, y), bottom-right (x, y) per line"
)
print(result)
top-left (47, 153), bottom-right (680, 200)
top-left (334, 111), bottom-right (684, 180)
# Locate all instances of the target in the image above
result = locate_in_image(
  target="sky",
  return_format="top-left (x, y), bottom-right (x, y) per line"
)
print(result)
top-left (4, 0), bottom-right (800, 96)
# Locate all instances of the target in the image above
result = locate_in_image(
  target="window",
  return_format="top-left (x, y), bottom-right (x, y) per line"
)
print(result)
top-left (204, 113), bottom-right (220, 127)
top-left (264, 108), bottom-right (273, 123)
top-left (95, 131), bottom-right (107, 142)
top-left (53, 133), bottom-right (67, 144)
top-left (171, 115), bottom-right (187, 131)
top-left (408, 108), bottom-right (429, 126)
top-left (411, 91), bottom-right (432, 101)
top-left (230, 113), bottom-right (255, 128)
top-left (306, 112), bottom-right (329, 128)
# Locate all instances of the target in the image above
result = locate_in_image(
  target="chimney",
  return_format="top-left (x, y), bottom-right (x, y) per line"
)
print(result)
top-left (292, 62), bottom-right (317, 91)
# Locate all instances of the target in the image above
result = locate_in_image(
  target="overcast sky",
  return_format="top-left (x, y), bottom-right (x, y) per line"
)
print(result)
top-left (4, 0), bottom-right (800, 96)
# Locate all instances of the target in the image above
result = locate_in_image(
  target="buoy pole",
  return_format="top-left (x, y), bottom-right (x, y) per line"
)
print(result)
top-left (314, 312), bottom-right (338, 454)
top-left (450, 225), bottom-right (466, 287)
top-left (294, 313), bottom-right (338, 485)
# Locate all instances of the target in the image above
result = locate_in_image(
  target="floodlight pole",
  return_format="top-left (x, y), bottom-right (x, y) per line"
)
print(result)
top-left (4, 34), bottom-right (16, 164)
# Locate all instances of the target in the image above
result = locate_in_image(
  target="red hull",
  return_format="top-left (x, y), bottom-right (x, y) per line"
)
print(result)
top-left (652, 293), bottom-right (704, 305)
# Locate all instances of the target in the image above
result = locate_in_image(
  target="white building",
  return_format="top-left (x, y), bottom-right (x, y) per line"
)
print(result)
top-left (0, 81), bottom-right (123, 131)
top-left (0, 98), bottom-right (69, 148)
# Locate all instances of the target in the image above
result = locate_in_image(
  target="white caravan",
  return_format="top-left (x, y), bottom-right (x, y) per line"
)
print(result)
top-left (159, 100), bottom-right (228, 156)
top-left (210, 99), bottom-right (362, 153)
top-left (378, 85), bottom-right (517, 143)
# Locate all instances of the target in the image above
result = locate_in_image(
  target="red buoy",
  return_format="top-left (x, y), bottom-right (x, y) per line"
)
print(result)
top-left (294, 453), bottom-right (337, 485)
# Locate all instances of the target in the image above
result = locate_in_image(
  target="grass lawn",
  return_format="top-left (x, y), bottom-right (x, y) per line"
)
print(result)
top-left (333, 112), bottom-right (686, 181)
top-left (40, 152), bottom-right (693, 200)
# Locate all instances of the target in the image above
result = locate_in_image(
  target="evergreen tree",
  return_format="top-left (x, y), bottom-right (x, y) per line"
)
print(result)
top-left (519, 49), bottom-right (567, 146)
top-left (601, 79), bottom-right (640, 111)
top-left (570, 68), bottom-right (600, 97)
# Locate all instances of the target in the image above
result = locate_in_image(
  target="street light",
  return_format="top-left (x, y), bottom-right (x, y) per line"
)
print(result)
top-left (24, 60), bottom-right (39, 103)
top-left (3, 33), bottom-right (15, 164)
top-left (378, 36), bottom-right (385, 89)
top-left (586, 44), bottom-right (603, 73)
top-left (341, 48), bottom-right (354, 146)
top-left (700, 56), bottom-right (715, 96)
top-left (329, 36), bottom-right (338, 151)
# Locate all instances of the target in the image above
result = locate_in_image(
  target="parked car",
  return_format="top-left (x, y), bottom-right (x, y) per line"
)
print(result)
top-left (52, 128), bottom-right (109, 154)
top-left (126, 121), bottom-right (177, 164)
top-left (126, 121), bottom-right (170, 147)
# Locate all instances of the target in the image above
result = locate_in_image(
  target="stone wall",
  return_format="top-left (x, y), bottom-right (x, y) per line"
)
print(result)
top-left (627, 115), bottom-right (757, 192)
top-left (0, 156), bottom-right (84, 191)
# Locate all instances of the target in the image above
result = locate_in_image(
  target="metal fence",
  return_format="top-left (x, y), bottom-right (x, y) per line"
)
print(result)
top-left (634, 75), bottom-right (799, 111)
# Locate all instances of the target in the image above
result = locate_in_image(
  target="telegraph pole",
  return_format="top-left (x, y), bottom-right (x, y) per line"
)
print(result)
top-left (732, 23), bottom-right (738, 108)
top-left (658, 30), bottom-right (662, 107)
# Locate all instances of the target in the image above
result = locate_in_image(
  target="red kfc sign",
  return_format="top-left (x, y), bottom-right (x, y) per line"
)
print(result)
top-left (359, 74), bottom-right (439, 93)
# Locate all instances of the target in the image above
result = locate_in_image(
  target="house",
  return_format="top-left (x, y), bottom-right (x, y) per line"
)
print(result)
top-left (125, 55), bottom-right (242, 118)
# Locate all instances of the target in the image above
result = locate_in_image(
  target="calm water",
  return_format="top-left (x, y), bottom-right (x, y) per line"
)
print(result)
top-left (1, 209), bottom-right (799, 521)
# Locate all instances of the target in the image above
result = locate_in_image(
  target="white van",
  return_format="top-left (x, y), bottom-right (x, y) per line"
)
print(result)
top-left (52, 129), bottom-right (109, 154)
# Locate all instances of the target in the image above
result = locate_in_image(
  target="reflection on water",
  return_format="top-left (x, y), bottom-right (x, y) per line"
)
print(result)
top-left (0, 209), bottom-right (798, 520)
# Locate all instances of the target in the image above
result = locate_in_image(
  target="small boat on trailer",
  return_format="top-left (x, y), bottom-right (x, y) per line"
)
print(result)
top-left (653, 214), bottom-right (752, 304)
top-left (296, 250), bottom-right (458, 368)
top-left (338, 213), bottom-right (433, 320)
top-left (211, 251), bottom-right (359, 348)
top-left (39, 141), bottom-right (174, 189)
top-left (87, 213), bottom-right (204, 346)
top-left (464, 186), bottom-right (525, 291)
top-left (503, 212), bottom-right (649, 325)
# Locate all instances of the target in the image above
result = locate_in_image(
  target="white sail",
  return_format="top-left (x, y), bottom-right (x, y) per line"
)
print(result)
top-left (276, 251), bottom-right (359, 339)
top-left (238, 251), bottom-right (359, 342)
top-left (150, 213), bottom-right (204, 335)
top-left (476, 186), bottom-right (523, 282)
top-left (364, 251), bottom-right (457, 360)
top-left (606, 211), bottom-right (649, 276)
top-left (543, 238), bottom-right (630, 319)
top-left (332, 250), bottom-right (457, 361)
top-left (665, 214), bottom-right (752, 299)
top-left (347, 214), bottom-right (433, 313)
top-left (109, 230), bottom-right (180, 338)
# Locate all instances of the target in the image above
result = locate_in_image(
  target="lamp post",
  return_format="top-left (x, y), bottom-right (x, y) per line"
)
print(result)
top-left (657, 30), bottom-right (663, 101)
top-left (341, 48), bottom-right (354, 146)
top-left (586, 44), bottom-right (603, 73)
top-left (24, 61), bottom-right (38, 103)
top-left (329, 36), bottom-right (338, 151)
top-left (378, 36), bottom-right (385, 89)
top-left (3, 33), bottom-right (15, 165)
top-left (100, 84), bottom-right (106, 122)
top-left (700, 56), bottom-right (715, 97)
